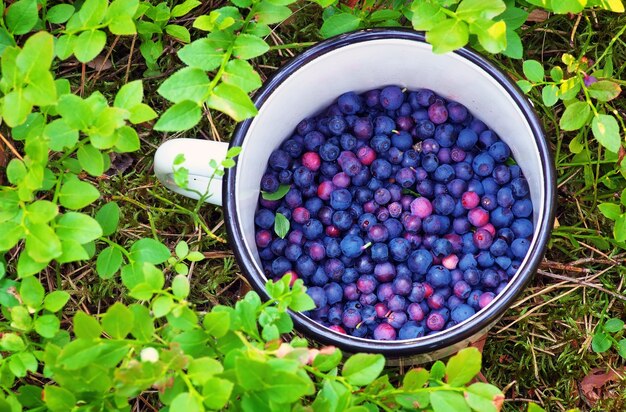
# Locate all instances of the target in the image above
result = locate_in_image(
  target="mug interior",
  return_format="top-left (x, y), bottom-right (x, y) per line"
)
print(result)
top-left (232, 35), bottom-right (547, 347)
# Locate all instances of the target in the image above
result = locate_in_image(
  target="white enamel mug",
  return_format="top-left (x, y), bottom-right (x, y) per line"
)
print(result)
top-left (154, 29), bottom-right (555, 361)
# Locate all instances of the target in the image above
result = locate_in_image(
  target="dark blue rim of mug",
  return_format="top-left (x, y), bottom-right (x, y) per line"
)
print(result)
top-left (224, 28), bottom-right (556, 356)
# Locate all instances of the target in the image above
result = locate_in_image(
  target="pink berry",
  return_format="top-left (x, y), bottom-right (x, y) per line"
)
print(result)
top-left (468, 207), bottom-right (490, 227)
top-left (442, 254), bottom-right (459, 270)
top-left (461, 191), bottom-right (480, 209)
top-left (255, 230), bottom-right (272, 248)
top-left (480, 223), bottom-right (496, 236)
top-left (332, 172), bottom-right (351, 188)
top-left (325, 225), bottom-right (340, 237)
top-left (292, 207), bottom-right (310, 224)
top-left (479, 292), bottom-right (495, 309)
top-left (329, 325), bottom-right (346, 334)
top-left (302, 151), bottom-right (321, 171)
top-left (357, 146), bottom-right (376, 165)
top-left (410, 197), bottom-right (433, 219)
top-left (317, 181), bottom-right (335, 200)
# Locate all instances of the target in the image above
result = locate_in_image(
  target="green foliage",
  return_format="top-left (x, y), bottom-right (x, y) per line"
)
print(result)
top-left (592, 317), bottom-right (626, 357)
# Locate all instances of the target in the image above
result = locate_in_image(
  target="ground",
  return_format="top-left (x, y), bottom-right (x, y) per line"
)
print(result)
top-left (33, 3), bottom-right (626, 411)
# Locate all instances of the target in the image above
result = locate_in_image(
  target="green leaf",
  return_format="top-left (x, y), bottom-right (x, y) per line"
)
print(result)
top-left (128, 104), bottom-right (157, 124)
top-left (1, 333), bottom-right (26, 352)
top-left (430, 391), bottom-right (471, 412)
top-left (101, 302), bottom-right (134, 339)
top-left (95, 202), bottom-right (120, 236)
top-left (20, 276), bottom-right (45, 308)
top-left (47, 4), bottom-right (76, 24)
top-left (112, 126), bottom-right (140, 152)
top-left (129, 304), bottom-right (154, 341)
top-left (44, 291), bottom-right (70, 312)
top-left (175, 241), bottom-right (189, 259)
top-left (604, 318), bottom-right (625, 333)
top-left (523, 60), bottom-right (544, 82)
top-left (26, 200), bottom-right (58, 224)
top-left (73, 311), bottom-right (102, 339)
top-left (171, 392), bottom-right (203, 412)
top-left (43, 386), bottom-right (76, 412)
top-left (59, 176), bottom-right (100, 209)
top-left (235, 357), bottom-right (269, 389)
top-left (154, 100), bottom-right (202, 132)
top-left (464, 383), bottom-right (504, 412)
top-left (232, 34), bottom-right (269, 59)
top-left (188, 357), bottom-right (224, 386)
top-left (171, 0), bottom-right (201, 17)
top-left (497, 6), bottom-right (528, 29)
top-left (0, 222), bottom-right (23, 252)
top-left (456, 0), bottom-right (506, 22)
top-left (172, 274), bottom-right (190, 298)
top-left (17, 31), bottom-right (54, 74)
top-left (202, 377), bottom-right (234, 410)
top-left (17, 253), bottom-right (48, 278)
top-left (129, 238), bottom-right (170, 264)
top-left (617, 339), bottom-right (626, 358)
top-left (552, 0), bottom-right (586, 13)
top-left (615, 214), bottom-right (626, 242)
top-left (74, 30), bottom-right (107, 63)
top-left (56, 212), bottom-right (103, 244)
top-left (274, 212), bottom-right (290, 239)
top-left (587, 80), bottom-right (622, 102)
top-left (158, 67), bottom-right (210, 104)
top-left (403, 368), bottom-right (430, 389)
top-left (35, 314), bottom-right (61, 338)
top-left (595, 0), bottom-right (625, 12)
top-left (177, 38), bottom-right (225, 71)
top-left (598, 202), bottom-right (621, 220)
top-left (411, 2), bottom-right (446, 31)
top-left (207, 83), bottom-right (257, 122)
top-left (114, 80), bottom-right (143, 110)
top-left (592, 114), bottom-right (621, 153)
top-left (542, 84), bottom-right (559, 107)
top-left (320, 13), bottom-right (361, 38)
top-left (471, 19), bottom-right (506, 54)
top-left (313, 348), bottom-right (343, 372)
top-left (57, 94), bottom-right (94, 130)
top-left (591, 331), bottom-right (612, 352)
top-left (255, 2), bottom-right (292, 24)
top-left (6, 0), bottom-right (38, 35)
top-left (44, 119), bottom-right (79, 151)
top-left (342, 353), bottom-right (385, 386)
top-left (221, 60), bottom-right (262, 93)
top-left (165, 24), bottom-right (191, 43)
top-left (78, 143), bottom-right (105, 176)
top-left (3, 89), bottom-right (34, 128)
top-left (446, 347), bottom-right (481, 386)
top-left (261, 184), bottom-right (291, 201)
top-left (559, 101), bottom-right (591, 131)
top-left (427, 19), bottom-right (469, 54)
top-left (203, 311), bottom-right (230, 337)
top-left (152, 295), bottom-right (175, 318)
top-left (57, 238), bottom-right (89, 263)
top-left (265, 370), bottom-right (314, 403)
top-left (26, 223), bottom-right (62, 262)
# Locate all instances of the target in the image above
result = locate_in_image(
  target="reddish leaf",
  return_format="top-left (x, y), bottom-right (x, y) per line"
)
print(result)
top-left (579, 367), bottom-right (626, 406)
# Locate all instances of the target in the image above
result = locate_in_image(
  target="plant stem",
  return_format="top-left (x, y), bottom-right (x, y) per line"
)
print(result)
top-left (269, 42), bottom-right (317, 50)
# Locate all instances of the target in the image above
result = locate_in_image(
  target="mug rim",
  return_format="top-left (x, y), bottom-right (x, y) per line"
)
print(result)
top-left (224, 28), bottom-right (556, 356)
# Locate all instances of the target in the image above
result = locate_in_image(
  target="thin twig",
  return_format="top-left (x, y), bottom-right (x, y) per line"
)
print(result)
top-left (537, 269), bottom-right (626, 301)
top-left (125, 35), bottom-right (137, 84)
top-left (0, 131), bottom-right (23, 160)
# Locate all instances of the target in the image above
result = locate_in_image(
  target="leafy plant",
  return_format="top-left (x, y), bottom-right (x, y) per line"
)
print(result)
top-left (592, 317), bottom-right (626, 358)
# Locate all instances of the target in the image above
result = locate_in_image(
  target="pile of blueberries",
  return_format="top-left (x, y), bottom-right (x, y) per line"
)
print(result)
top-left (254, 86), bottom-right (534, 341)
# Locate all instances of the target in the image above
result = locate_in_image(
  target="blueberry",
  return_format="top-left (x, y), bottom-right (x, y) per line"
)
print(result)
top-left (304, 131), bottom-right (326, 152)
top-left (416, 89), bottom-right (436, 107)
top-left (293, 166), bottom-right (314, 187)
top-left (434, 123), bottom-right (456, 148)
top-left (356, 274), bottom-right (378, 294)
top-left (426, 311), bottom-right (445, 331)
top-left (340, 133), bottom-right (357, 151)
top-left (388, 311), bottom-right (408, 328)
top-left (472, 153), bottom-right (495, 177)
top-left (310, 266), bottom-right (330, 286)
top-left (371, 159), bottom-right (393, 179)
top-left (415, 119), bottom-right (436, 139)
top-left (296, 118), bottom-right (316, 135)
top-left (510, 177), bottom-right (530, 198)
top-left (491, 207), bottom-right (514, 228)
top-left (374, 262), bottom-right (396, 282)
top-left (307, 286), bottom-right (327, 309)
top-left (511, 238), bottom-right (530, 258)
top-left (512, 198), bottom-right (533, 218)
top-left (320, 143), bottom-right (341, 162)
top-left (383, 218), bottom-right (403, 239)
top-left (330, 188), bottom-right (352, 210)
top-left (373, 323), bottom-right (397, 340)
top-left (492, 164), bottom-right (511, 185)
top-left (337, 92), bottom-right (362, 115)
top-left (371, 242), bottom-right (389, 262)
top-left (302, 219), bottom-right (324, 240)
top-left (399, 321), bottom-right (425, 339)
top-left (374, 116), bottom-right (396, 135)
top-left (255, 209), bottom-right (275, 229)
top-left (488, 141), bottom-right (511, 163)
top-left (511, 218), bottom-right (533, 238)
top-left (426, 265), bottom-right (451, 287)
top-left (489, 238), bottom-right (508, 257)
top-left (447, 102), bottom-right (469, 123)
top-left (341, 267), bottom-right (359, 284)
top-left (328, 116), bottom-right (347, 135)
top-left (391, 131), bottom-right (413, 151)
top-left (342, 308), bottom-right (362, 328)
top-left (380, 86), bottom-right (404, 110)
top-left (451, 304), bottom-right (475, 323)
top-left (407, 249), bottom-right (433, 275)
top-left (428, 100), bottom-right (448, 124)
top-left (353, 117), bottom-right (373, 140)
top-left (340, 235), bottom-right (365, 258)
top-left (368, 224), bottom-right (389, 243)
top-left (324, 282), bottom-right (343, 305)
top-left (389, 237), bottom-right (411, 262)
top-left (388, 295), bottom-right (407, 312)
top-left (478, 130), bottom-right (499, 149)
top-left (324, 258), bottom-right (345, 280)
top-left (364, 89), bottom-right (380, 107)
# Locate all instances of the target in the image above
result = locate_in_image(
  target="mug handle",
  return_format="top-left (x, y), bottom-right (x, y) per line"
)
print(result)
top-left (153, 138), bottom-right (229, 206)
